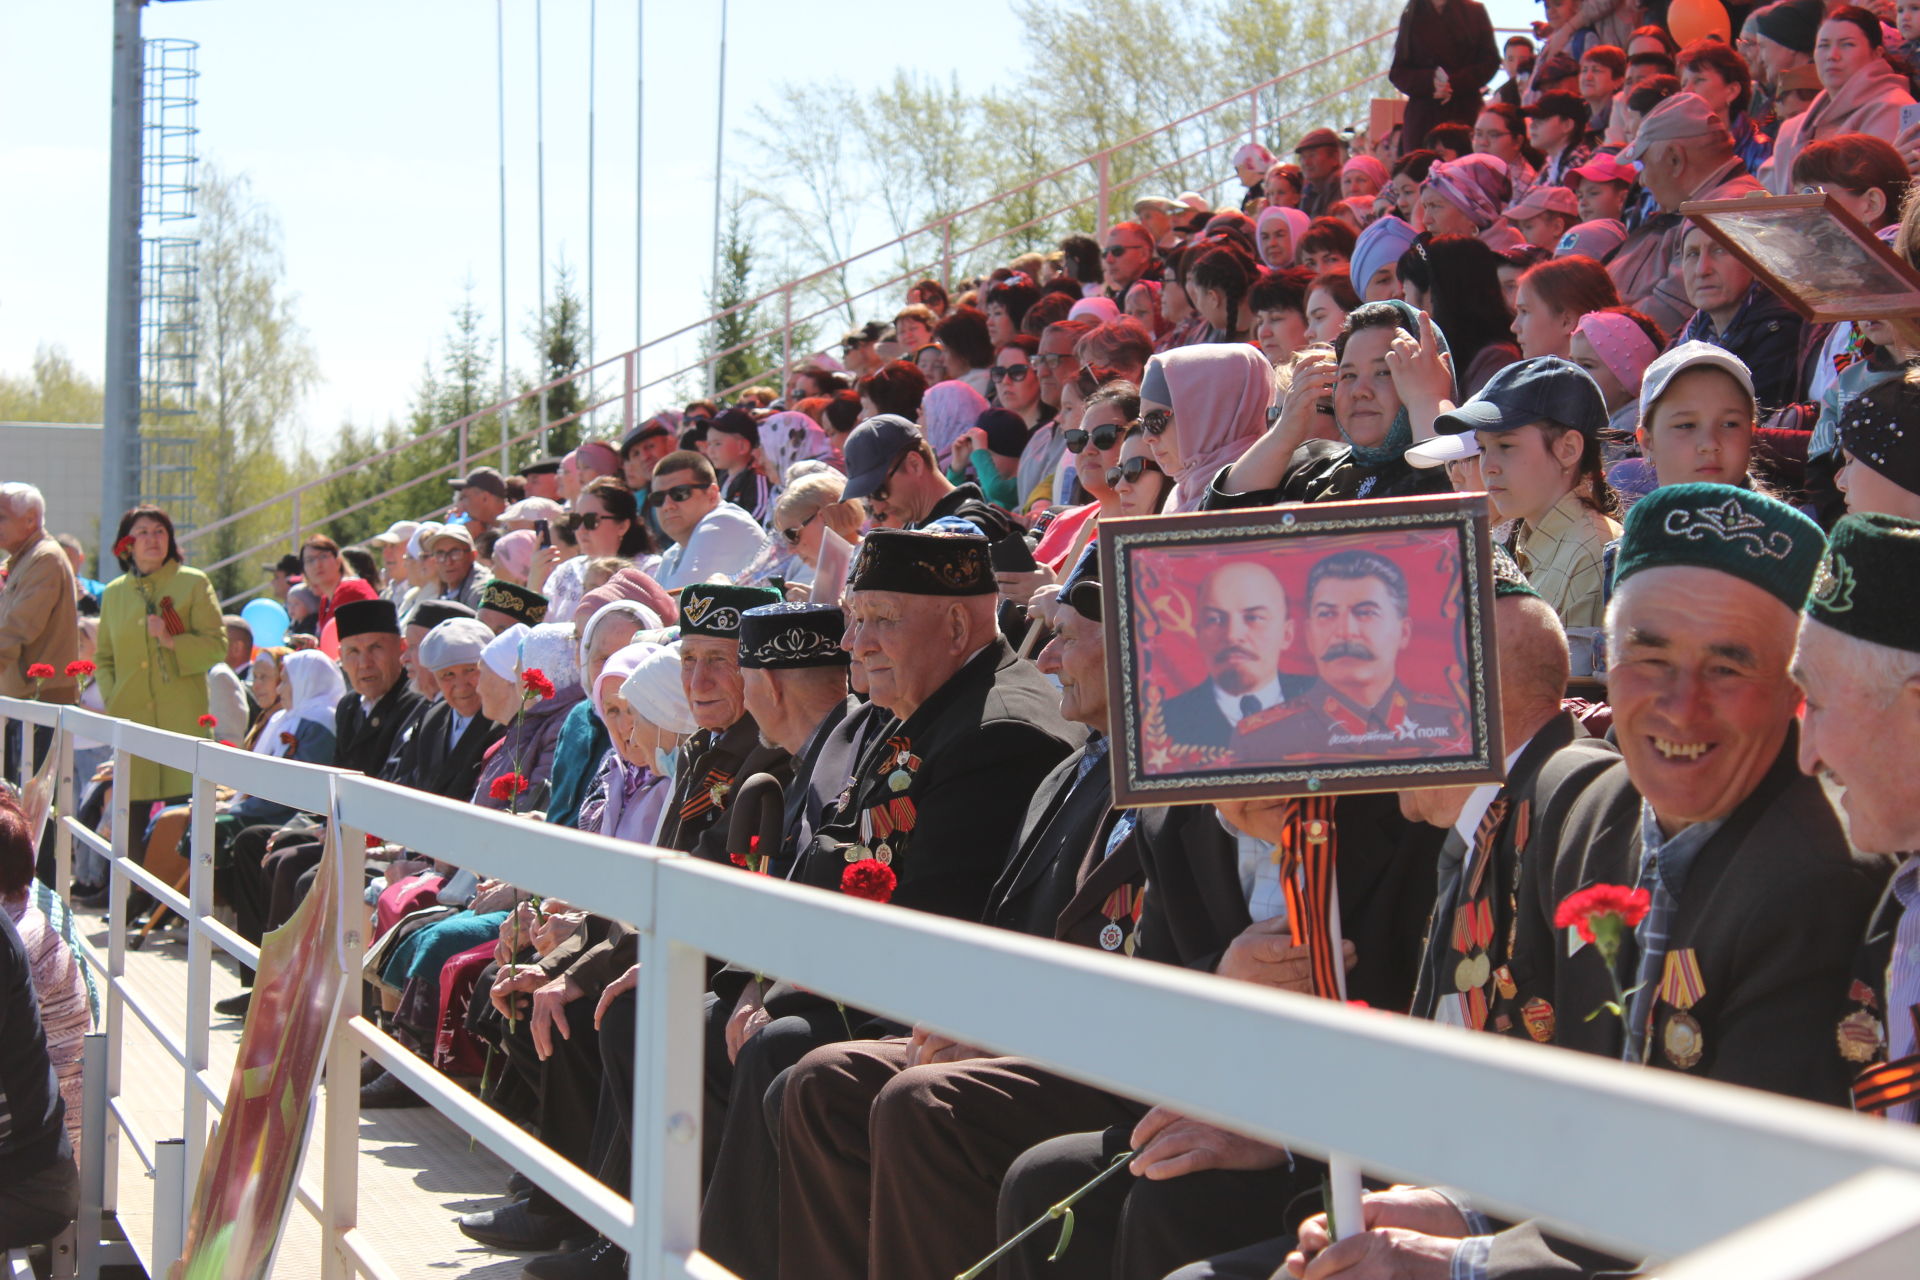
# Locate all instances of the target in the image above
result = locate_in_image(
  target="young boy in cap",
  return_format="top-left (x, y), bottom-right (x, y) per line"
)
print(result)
top-left (1521, 90), bottom-right (1593, 188)
top-left (1436, 356), bottom-right (1621, 626)
top-left (1503, 184), bottom-right (1582, 251)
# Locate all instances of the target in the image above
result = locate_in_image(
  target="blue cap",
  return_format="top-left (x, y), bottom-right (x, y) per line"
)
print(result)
top-left (1434, 356), bottom-right (1607, 438)
top-left (840, 415), bottom-right (925, 500)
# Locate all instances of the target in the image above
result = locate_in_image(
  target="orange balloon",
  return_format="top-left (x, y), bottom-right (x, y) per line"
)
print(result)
top-left (1667, 0), bottom-right (1732, 45)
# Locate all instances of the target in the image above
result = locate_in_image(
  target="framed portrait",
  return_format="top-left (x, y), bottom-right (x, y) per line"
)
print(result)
top-left (1098, 493), bottom-right (1504, 807)
top-left (1678, 193), bottom-right (1920, 323)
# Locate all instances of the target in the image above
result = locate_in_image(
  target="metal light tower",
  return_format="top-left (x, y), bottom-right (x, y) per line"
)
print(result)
top-left (100, 0), bottom-right (144, 580)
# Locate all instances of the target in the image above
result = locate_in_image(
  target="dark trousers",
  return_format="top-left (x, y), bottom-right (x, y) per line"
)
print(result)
top-left (0, 1152), bottom-right (79, 1250)
top-left (496, 994), bottom-right (605, 1215)
top-left (998, 1131), bottom-right (1315, 1280)
top-left (775, 1038), bottom-right (1146, 1280)
top-left (697, 994), bottom-right (858, 1280)
top-left (1164, 1236), bottom-right (1294, 1280)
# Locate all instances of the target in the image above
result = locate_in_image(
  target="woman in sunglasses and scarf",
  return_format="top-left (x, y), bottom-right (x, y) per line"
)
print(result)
top-left (1205, 299), bottom-right (1456, 510)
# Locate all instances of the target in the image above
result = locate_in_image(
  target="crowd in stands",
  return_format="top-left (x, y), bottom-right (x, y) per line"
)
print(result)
top-left (7, 0), bottom-right (1920, 1273)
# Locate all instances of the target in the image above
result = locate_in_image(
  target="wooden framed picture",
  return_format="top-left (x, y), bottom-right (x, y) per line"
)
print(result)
top-left (1098, 493), bottom-right (1504, 806)
top-left (1678, 193), bottom-right (1920, 323)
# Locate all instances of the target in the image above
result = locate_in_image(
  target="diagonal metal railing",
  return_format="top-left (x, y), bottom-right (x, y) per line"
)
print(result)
top-left (177, 26), bottom-right (1405, 604)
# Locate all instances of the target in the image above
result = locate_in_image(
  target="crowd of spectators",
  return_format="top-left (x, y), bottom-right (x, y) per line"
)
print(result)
top-left (7, 0), bottom-right (1920, 1273)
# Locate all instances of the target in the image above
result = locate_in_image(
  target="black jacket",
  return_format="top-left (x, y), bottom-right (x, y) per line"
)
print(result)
top-left (332, 680), bottom-right (424, 777)
top-left (383, 700), bottom-right (505, 800)
top-left (1203, 440), bottom-right (1453, 512)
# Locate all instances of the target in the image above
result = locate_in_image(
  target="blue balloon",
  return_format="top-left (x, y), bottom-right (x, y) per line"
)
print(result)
top-left (241, 597), bottom-right (290, 649)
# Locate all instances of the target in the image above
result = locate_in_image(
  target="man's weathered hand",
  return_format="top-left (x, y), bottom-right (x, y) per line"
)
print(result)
top-left (593, 965), bottom-right (639, 1029)
top-left (1128, 1106), bottom-right (1289, 1180)
top-left (1294, 1187), bottom-right (1472, 1262)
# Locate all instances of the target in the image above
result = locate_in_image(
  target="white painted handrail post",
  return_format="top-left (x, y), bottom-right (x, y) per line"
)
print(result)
top-left (101, 738), bottom-right (132, 1216)
top-left (77, 1033), bottom-right (109, 1280)
top-left (941, 218), bottom-right (954, 291)
top-left (181, 750), bottom-right (217, 1190)
top-left (289, 490), bottom-right (303, 557)
top-left (151, 1138), bottom-right (186, 1276)
top-left (54, 709), bottom-right (75, 899)
top-left (458, 419), bottom-right (471, 482)
top-left (323, 785), bottom-right (366, 1280)
top-left (781, 286), bottom-right (793, 392)
top-left (623, 351), bottom-right (636, 434)
top-left (1096, 150), bottom-right (1112, 241)
top-left (631, 929), bottom-right (705, 1278)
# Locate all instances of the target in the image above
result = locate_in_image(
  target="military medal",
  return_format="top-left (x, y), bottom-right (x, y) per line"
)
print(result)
top-left (1098, 885), bottom-right (1144, 953)
top-left (844, 844), bottom-right (871, 864)
top-left (1494, 965), bottom-right (1518, 1001)
top-left (1521, 998), bottom-right (1555, 1043)
top-left (873, 843), bottom-right (893, 866)
top-left (1657, 949), bottom-right (1708, 1069)
top-left (1837, 980), bottom-right (1885, 1064)
top-left (889, 769), bottom-right (911, 792)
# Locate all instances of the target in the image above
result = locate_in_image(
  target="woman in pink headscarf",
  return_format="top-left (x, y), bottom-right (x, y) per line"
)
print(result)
top-left (489, 529), bottom-right (538, 585)
top-left (1255, 205), bottom-right (1312, 268)
top-left (1140, 344), bottom-right (1274, 513)
top-left (569, 566), bottom-right (676, 629)
top-left (1340, 154), bottom-right (1389, 201)
top-left (1419, 154), bottom-right (1524, 252)
top-left (577, 642), bottom-right (678, 845)
top-left (759, 410), bottom-right (837, 485)
top-left (919, 379), bottom-right (993, 469)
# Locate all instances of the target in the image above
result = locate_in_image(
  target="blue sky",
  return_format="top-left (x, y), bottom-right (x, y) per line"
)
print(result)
top-left (1, 1), bottom-right (1536, 445)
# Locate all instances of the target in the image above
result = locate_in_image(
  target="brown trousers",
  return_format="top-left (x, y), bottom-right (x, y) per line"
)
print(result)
top-left (777, 1038), bottom-right (1144, 1279)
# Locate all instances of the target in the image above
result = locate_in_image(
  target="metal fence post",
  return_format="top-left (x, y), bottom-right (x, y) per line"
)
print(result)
top-left (323, 786), bottom-right (366, 1280)
top-left (102, 740), bottom-right (132, 1216)
top-left (1096, 150), bottom-right (1112, 241)
top-left (289, 491), bottom-right (303, 557)
top-left (623, 352), bottom-right (636, 434)
top-left (781, 287), bottom-right (793, 395)
top-left (182, 752), bottom-right (216, 1190)
top-left (458, 420), bottom-right (470, 482)
top-left (54, 709), bottom-right (74, 899)
top-left (77, 1033), bottom-right (108, 1280)
top-left (941, 219), bottom-right (954, 292)
top-left (151, 1138), bottom-right (186, 1276)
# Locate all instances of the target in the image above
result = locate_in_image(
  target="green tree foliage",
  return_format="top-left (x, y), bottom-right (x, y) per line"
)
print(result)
top-left (701, 192), bottom-right (798, 398)
top-left (178, 165), bottom-right (316, 597)
top-left (0, 347), bottom-right (105, 424)
top-left (516, 260), bottom-right (592, 460)
top-left (747, 0), bottom-right (1396, 304)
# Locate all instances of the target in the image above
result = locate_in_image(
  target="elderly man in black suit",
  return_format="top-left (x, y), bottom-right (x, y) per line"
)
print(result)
top-left (1265, 485), bottom-right (1882, 1280)
top-left (1161, 560), bottom-right (1315, 747)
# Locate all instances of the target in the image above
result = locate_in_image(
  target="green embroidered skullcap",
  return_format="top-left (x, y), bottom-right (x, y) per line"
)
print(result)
top-left (1489, 544), bottom-right (1540, 600)
top-left (1611, 482), bottom-right (1825, 612)
top-left (1805, 512), bottom-right (1920, 653)
top-left (677, 583), bottom-right (782, 639)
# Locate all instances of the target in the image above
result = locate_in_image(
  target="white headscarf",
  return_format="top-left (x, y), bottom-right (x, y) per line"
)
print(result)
top-left (254, 649), bottom-right (345, 756)
top-left (620, 641), bottom-right (700, 737)
top-left (760, 411), bottom-right (835, 484)
top-left (577, 600), bottom-right (665, 670)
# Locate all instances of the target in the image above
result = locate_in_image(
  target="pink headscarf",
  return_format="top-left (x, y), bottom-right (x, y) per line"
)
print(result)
top-left (491, 529), bottom-right (537, 582)
top-left (920, 379), bottom-right (993, 467)
top-left (1574, 311), bottom-right (1660, 396)
top-left (760, 410), bottom-right (835, 483)
top-left (571, 567), bottom-right (677, 628)
top-left (1160, 343), bottom-right (1273, 512)
top-left (574, 440), bottom-right (622, 478)
top-left (1068, 296), bottom-right (1121, 324)
top-left (1341, 154), bottom-right (1388, 193)
top-left (1254, 206), bottom-right (1312, 267)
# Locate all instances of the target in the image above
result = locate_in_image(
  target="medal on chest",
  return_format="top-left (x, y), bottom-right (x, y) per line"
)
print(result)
top-left (1837, 979), bottom-right (1886, 1065)
top-left (1098, 884), bottom-right (1145, 954)
top-left (1657, 948), bottom-right (1708, 1069)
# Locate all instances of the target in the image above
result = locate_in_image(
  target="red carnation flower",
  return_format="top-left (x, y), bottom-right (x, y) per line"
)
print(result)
top-left (489, 772), bottom-right (531, 802)
top-left (217, 739), bottom-right (235, 747)
top-left (840, 858), bottom-right (898, 904)
top-left (65, 660), bottom-right (95, 678)
top-left (198, 713), bottom-right (219, 728)
top-left (26, 664), bottom-right (55, 680)
top-left (729, 852), bottom-right (748, 867)
top-left (1553, 884), bottom-right (1651, 946)
top-left (365, 833), bottom-right (383, 848)
top-left (521, 668), bottom-right (556, 700)
top-left (113, 536), bottom-right (134, 559)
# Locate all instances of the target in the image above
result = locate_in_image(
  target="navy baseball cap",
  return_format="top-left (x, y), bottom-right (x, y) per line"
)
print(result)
top-left (840, 415), bottom-right (925, 500)
top-left (1434, 356), bottom-right (1607, 438)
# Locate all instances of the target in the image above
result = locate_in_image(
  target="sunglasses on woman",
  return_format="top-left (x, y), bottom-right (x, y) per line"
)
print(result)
top-left (646, 482), bottom-right (713, 508)
top-left (990, 364), bottom-right (1034, 383)
top-left (1141, 408), bottom-right (1173, 437)
top-left (1107, 455), bottom-right (1167, 487)
top-left (575, 512), bottom-right (623, 530)
top-left (778, 510), bottom-right (820, 545)
top-left (1064, 422), bottom-right (1123, 454)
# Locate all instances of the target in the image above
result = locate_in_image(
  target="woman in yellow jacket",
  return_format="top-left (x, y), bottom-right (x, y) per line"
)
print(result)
top-left (93, 505), bottom-right (226, 803)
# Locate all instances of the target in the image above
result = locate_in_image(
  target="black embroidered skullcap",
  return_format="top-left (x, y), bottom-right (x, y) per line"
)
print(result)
top-left (739, 603), bottom-right (850, 669)
top-left (848, 528), bottom-right (996, 597)
top-left (479, 578), bottom-right (549, 625)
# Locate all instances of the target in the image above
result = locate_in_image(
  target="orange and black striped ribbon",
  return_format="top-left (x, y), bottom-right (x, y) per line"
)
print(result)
top-left (1853, 1054), bottom-right (1920, 1115)
top-left (679, 768), bottom-right (734, 822)
top-left (1463, 797), bottom-right (1510, 900)
top-left (1277, 795), bottom-right (1341, 999)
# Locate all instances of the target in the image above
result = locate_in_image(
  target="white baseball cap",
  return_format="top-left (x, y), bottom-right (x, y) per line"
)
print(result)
top-left (1636, 341), bottom-right (1757, 425)
top-left (1405, 433), bottom-right (1483, 470)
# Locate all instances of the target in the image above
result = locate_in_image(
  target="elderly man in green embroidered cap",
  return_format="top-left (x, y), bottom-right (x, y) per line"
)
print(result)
top-left (1793, 513), bottom-right (1920, 1123)
top-left (1279, 484), bottom-right (1884, 1280)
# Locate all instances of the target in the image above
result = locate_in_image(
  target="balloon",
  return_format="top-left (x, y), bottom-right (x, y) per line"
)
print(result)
top-left (240, 597), bottom-right (290, 649)
top-left (1667, 0), bottom-right (1731, 46)
top-left (319, 618), bottom-right (339, 660)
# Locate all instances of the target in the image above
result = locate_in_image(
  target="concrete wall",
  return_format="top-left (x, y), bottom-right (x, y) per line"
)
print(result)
top-left (1, 421), bottom-right (105, 554)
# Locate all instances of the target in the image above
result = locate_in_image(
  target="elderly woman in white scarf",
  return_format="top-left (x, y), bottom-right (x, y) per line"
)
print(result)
top-left (577, 641), bottom-right (698, 846)
top-left (223, 649), bottom-right (345, 827)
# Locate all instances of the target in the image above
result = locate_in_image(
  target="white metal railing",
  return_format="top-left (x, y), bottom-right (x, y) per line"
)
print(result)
top-left (9, 693), bottom-right (1920, 1280)
top-left (179, 28), bottom-right (1402, 600)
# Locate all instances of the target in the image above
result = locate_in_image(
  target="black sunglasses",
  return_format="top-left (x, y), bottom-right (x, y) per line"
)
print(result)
top-left (1108, 455), bottom-right (1167, 487)
top-left (779, 510), bottom-right (819, 545)
top-left (870, 453), bottom-right (911, 504)
top-left (991, 364), bottom-right (1034, 383)
top-left (646, 482), bottom-right (712, 508)
top-left (1103, 243), bottom-right (1146, 258)
top-left (576, 512), bottom-right (627, 530)
top-left (1064, 423), bottom-right (1123, 454)
top-left (1141, 408), bottom-right (1173, 437)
